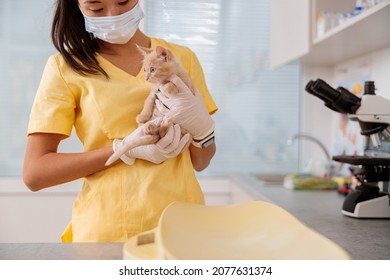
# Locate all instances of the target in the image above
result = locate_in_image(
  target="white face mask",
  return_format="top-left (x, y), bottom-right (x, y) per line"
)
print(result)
top-left (81, 3), bottom-right (144, 44)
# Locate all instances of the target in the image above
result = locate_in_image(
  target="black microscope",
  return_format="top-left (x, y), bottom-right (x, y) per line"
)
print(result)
top-left (306, 78), bottom-right (390, 218)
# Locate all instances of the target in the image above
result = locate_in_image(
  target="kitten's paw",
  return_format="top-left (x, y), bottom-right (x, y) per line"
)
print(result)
top-left (159, 117), bottom-right (173, 138)
top-left (144, 122), bottom-right (159, 135)
top-left (161, 116), bottom-right (173, 127)
top-left (162, 82), bottom-right (179, 95)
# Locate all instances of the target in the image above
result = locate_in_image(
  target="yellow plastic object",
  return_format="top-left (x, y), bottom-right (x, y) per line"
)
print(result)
top-left (123, 201), bottom-right (351, 260)
top-left (123, 229), bottom-right (158, 260)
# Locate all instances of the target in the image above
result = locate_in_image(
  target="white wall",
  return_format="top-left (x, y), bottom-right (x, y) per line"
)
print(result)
top-left (300, 46), bottom-right (390, 170)
top-left (300, 66), bottom-right (334, 170)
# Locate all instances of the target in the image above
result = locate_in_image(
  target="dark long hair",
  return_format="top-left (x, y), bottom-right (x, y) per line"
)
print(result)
top-left (51, 0), bottom-right (108, 78)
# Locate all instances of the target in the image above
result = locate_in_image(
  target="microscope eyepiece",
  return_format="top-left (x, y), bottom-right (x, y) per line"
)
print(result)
top-left (305, 79), bottom-right (340, 111)
top-left (364, 81), bottom-right (376, 95)
top-left (305, 79), bottom-right (361, 114)
top-left (311, 79), bottom-right (341, 102)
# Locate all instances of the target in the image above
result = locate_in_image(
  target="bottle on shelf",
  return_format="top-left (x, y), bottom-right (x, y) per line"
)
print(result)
top-left (315, 0), bottom-right (385, 39)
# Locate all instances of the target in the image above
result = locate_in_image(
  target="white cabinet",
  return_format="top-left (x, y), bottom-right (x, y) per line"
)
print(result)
top-left (0, 180), bottom-right (79, 243)
top-left (270, 0), bottom-right (390, 68)
top-left (270, 0), bottom-right (311, 69)
top-left (0, 178), bottom-right (256, 242)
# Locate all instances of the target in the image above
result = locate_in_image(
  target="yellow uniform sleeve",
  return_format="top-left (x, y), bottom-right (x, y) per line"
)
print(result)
top-left (28, 55), bottom-right (76, 137)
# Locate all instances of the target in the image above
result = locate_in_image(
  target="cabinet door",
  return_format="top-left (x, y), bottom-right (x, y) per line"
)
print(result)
top-left (270, 0), bottom-right (311, 69)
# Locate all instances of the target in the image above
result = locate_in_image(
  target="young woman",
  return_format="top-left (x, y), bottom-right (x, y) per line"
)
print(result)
top-left (23, 0), bottom-right (217, 242)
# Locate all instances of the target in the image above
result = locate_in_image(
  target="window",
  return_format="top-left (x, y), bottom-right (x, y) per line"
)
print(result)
top-left (0, 0), bottom-right (56, 177)
top-left (144, 0), bottom-right (300, 177)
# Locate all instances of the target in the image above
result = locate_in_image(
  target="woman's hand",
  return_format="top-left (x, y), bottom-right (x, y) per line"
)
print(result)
top-left (118, 123), bottom-right (191, 164)
top-left (155, 75), bottom-right (215, 143)
top-left (106, 119), bottom-right (162, 166)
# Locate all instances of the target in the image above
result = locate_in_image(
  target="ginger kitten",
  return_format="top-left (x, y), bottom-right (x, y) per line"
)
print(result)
top-left (136, 45), bottom-right (195, 134)
top-left (105, 46), bottom-right (194, 166)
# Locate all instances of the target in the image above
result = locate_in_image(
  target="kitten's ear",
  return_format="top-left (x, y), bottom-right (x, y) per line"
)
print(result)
top-left (136, 44), bottom-right (153, 56)
top-left (156, 46), bottom-right (173, 62)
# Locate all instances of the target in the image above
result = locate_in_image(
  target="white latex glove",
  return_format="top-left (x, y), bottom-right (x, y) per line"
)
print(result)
top-left (155, 75), bottom-right (214, 142)
top-left (119, 123), bottom-right (191, 165)
top-left (105, 118), bottom-right (163, 166)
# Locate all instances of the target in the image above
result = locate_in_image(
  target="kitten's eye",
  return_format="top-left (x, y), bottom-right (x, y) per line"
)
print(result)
top-left (150, 67), bottom-right (156, 73)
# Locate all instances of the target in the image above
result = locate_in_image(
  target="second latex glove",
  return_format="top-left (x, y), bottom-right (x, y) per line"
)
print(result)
top-left (105, 118), bottom-right (163, 166)
top-left (155, 74), bottom-right (214, 142)
top-left (118, 123), bottom-right (191, 165)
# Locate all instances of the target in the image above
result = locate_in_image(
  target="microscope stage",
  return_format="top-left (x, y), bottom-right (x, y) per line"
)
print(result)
top-left (333, 155), bottom-right (390, 165)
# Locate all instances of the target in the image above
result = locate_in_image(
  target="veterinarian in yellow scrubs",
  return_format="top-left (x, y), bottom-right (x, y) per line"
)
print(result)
top-left (23, 0), bottom-right (217, 242)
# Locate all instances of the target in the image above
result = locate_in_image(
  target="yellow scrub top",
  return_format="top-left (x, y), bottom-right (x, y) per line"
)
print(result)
top-left (28, 38), bottom-right (218, 242)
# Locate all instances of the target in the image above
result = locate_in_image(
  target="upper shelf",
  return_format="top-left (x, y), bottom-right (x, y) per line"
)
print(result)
top-left (302, 0), bottom-right (390, 66)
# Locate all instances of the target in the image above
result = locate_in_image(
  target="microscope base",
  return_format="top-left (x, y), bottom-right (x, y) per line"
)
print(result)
top-left (342, 195), bottom-right (390, 218)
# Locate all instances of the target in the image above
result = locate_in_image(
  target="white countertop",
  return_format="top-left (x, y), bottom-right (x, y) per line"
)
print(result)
top-left (1, 174), bottom-right (389, 260)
